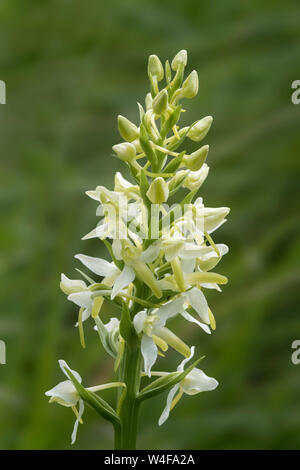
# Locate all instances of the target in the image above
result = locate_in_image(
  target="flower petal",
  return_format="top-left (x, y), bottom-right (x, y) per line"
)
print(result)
top-left (141, 334), bottom-right (158, 377)
top-left (45, 380), bottom-right (78, 407)
top-left (58, 360), bottom-right (82, 383)
top-left (185, 288), bottom-right (209, 324)
top-left (111, 265), bottom-right (135, 299)
top-left (181, 368), bottom-right (218, 395)
top-left (133, 310), bottom-right (147, 334)
top-left (177, 346), bottom-right (195, 372)
top-left (75, 254), bottom-right (119, 277)
top-left (68, 291), bottom-right (92, 309)
top-left (140, 242), bottom-right (161, 264)
top-left (181, 311), bottom-right (211, 334)
top-left (158, 384), bottom-right (180, 426)
top-left (71, 399), bottom-right (85, 445)
top-left (155, 297), bottom-right (185, 327)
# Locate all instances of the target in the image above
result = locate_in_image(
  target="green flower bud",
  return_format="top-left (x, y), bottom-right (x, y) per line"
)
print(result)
top-left (171, 49), bottom-right (187, 71)
top-left (118, 115), bottom-right (139, 142)
top-left (146, 177), bottom-right (169, 204)
top-left (152, 89), bottom-right (168, 115)
top-left (181, 70), bottom-right (199, 98)
top-left (183, 145), bottom-right (209, 171)
top-left (145, 92), bottom-right (153, 110)
top-left (148, 54), bottom-right (164, 81)
top-left (112, 142), bottom-right (136, 162)
top-left (165, 60), bottom-right (172, 83)
top-left (188, 116), bottom-right (213, 142)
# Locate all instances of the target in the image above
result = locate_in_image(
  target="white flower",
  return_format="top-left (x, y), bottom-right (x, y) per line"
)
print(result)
top-left (158, 347), bottom-right (218, 425)
top-left (182, 164), bottom-right (210, 191)
top-left (133, 294), bottom-right (212, 377)
top-left (74, 253), bottom-right (132, 302)
top-left (45, 360), bottom-right (84, 444)
top-left (46, 360), bottom-right (126, 444)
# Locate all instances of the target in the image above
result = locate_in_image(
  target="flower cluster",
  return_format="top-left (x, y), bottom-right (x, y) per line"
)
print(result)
top-left (46, 50), bottom-right (229, 447)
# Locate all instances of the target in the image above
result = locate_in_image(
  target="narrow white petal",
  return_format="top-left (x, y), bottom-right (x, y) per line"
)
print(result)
top-left (155, 297), bottom-right (185, 327)
top-left (140, 242), bottom-right (161, 264)
top-left (71, 399), bottom-right (85, 445)
top-left (177, 346), bottom-right (195, 372)
top-left (111, 266), bottom-right (135, 299)
top-left (180, 258), bottom-right (196, 274)
top-left (201, 283), bottom-right (222, 292)
top-left (68, 291), bottom-right (92, 309)
top-left (58, 360), bottom-right (82, 383)
top-left (141, 334), bottom-right (158, 377)
top-left (181, 311), bottom-right (211, 334)
top-left (75, 254), bottom-right (119, 277)
top-left (133, 310), bottom-right (147, 334)
top-left (186, 288), bottom-right (209, 324)
top-left (158, 384), bottom-right (180, 426)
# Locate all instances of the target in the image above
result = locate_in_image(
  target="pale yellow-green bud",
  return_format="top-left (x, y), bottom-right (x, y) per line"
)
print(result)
top-left (188, 116), bottom-right (213, 142)
top-left (112, 142), bottom-right (136, 162)
top-left (181, 70), bottom-right (199, 98)
top-left (148, 54), bottom-right (164, 81)
top-left (183, 164), bottom-right (210, 191)
top-left (152, 89), bottom-right (168, 115)
top-left (145, 92), bottom-right (153, 110)
top-left (171, 49), bottom-right (187, 71)
top-left (146, 177), bottom-right (169, 204)
top-left (118, 115), bottom-right (139, 142)
top-left (183, 145), bottom-right (209, 171)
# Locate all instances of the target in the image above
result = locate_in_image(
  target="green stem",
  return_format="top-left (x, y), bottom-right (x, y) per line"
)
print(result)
top-left (116, 336), bottom-right (142, 449)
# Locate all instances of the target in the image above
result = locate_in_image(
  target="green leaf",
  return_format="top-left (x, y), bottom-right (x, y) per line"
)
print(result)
top-left (63, 367), bottom-right (121, 427)
top-left (119, 302), bottom-right (136, 342)
top-left (160, 106), bottom-right (181, 140)
top-left (137, 356), bottom-right (205, 401)
top-left (139, 122), bottom-right (158, 170)
top-left (139, 169), bottom-right (151, 209)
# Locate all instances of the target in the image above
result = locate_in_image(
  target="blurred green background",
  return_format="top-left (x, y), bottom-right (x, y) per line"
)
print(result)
top-left (1, 0), bottom-right (300, 450)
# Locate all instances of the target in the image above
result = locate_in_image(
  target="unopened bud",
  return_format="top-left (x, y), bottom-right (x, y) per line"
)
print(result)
top-left (146, 177), bottom-right (169, 204)
top-left (171, 49), bottom-right (187, 71)
top-left (183, 145), bottom-right (209, 171)
top-left (188, 116), bottom-right (213, 142)
top-left (152, 89), bottom-right (168, 115)
top-left (181, 70), bottom-right (199, 98)
top-left (204, 207), bottom-right (230, 233)
top-left (148, 54), bottom-right (164, 81)
top-left (145, 92), bottom-right (153, 110)
top-left (118, 115), bottom-right (139, 142)
top-left (112, 142), bottom-right (136, 162)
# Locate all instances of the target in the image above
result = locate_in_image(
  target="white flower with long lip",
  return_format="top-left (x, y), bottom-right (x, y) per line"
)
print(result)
top-left (158, 347), bottom-right (218, 425)
top-left (192, 198), bottom-right (230, 234)
top-left (73, 253), bottom-right (130, 302)
top-left (45, 360), bottom-right (84, 444)
top-left (46, 360), bottom-right (126, 444)
top-left (133, 293), bottom-right (212, 377)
